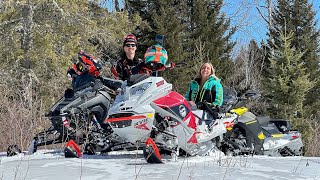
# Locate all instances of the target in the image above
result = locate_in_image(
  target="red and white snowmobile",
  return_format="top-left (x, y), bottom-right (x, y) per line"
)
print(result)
top-left (106, 62), bottom-right (227, 163)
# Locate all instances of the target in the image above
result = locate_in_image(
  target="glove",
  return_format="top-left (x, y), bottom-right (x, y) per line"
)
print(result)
top-left (196, 102), bottom-right (203, 109)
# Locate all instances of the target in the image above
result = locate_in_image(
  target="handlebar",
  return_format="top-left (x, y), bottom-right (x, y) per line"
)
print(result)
top-left (165, 62), bottom-right (188, 69)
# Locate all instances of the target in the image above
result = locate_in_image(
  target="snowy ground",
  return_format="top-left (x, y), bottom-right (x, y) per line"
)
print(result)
top-left (1, 149), bottom-right (320, 180)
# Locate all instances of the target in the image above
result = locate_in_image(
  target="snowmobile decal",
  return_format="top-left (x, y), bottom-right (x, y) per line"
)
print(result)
top-left (134, 119), bottom-right (150, 130)
top-left (258, 132), bottom-right (265, 140)
top-left (186, 113), bottom-right (197, 130)
top-left (187, 132), bottom-right (202, 144)
top-left (246, 120), bottom-right (257, 125)
top-left (156, 80), bottom-right (165, 87)
top-left (224, 121), bottom-right (235, 130)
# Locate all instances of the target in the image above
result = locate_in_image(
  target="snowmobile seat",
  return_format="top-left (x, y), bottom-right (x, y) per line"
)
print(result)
top-left (257, 116), bottom-right (271, 126)
top-left (100, 77), bottom-right (123, 91)
top-left (269, 119), bottom-right (292, 133)
top-left (261, 123), bottom-right (281, 135)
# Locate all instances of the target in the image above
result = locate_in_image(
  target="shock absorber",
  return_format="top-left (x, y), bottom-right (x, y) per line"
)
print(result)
top-left (62, 115), bottom-right (74, 131)
top-left (92, 114), bottom-right (103, 132)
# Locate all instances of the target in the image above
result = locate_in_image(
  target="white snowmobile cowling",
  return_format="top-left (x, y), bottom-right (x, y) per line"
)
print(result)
top-left (106, 74), bottom-right (227, 158)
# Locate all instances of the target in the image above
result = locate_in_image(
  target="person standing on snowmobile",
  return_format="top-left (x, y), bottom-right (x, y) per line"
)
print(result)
top-left (185, 62), bottom-right (223, 110)
top-left (111, 34), bottom-right (142, 81)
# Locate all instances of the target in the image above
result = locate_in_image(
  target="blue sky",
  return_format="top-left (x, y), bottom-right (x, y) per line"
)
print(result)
top-left (221, 0), bottom-right (320, 49)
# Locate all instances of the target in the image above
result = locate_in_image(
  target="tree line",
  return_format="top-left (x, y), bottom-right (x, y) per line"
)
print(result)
top-left (0, 0), bottom-right (319, 155)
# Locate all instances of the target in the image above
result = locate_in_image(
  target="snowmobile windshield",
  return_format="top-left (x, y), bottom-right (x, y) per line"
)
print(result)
top-left (221, 89), bottom-right (237, 112)
top-left (127, 74), bottom-right (149, 86)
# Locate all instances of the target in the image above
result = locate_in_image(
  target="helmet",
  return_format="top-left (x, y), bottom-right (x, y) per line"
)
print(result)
top-left (123, 34), bottom-right (137, 46)
top-left (77, 50), bottom-right (101, 77)
top-left (144, 44), bottom-right (168, 66)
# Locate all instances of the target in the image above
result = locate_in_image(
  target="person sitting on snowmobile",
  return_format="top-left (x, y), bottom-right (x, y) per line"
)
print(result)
top-left (185, 62), bottom-right (223, 118)
top-left (110, 34), bottom-right (143, 81)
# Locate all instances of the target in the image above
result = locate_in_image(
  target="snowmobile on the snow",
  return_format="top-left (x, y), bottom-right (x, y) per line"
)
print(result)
top-left (7, 51), bottom-right (123, 157)
top-left (257, 116), bottom-right (304, 156)
top-left (106, 52), bottom-right (228, 163)
top-left (217, 89), bottom-right (265, 156)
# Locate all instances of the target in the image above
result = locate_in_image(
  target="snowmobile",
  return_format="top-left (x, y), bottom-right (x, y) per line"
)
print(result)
top-left (217, 89), bottom-right (265, 155)
top-left (106, 61), bottom-right (228, 163)
top-left (7, 51), bottom-right (123, 157)
top-left (257, 116), bottom-right (304, 156)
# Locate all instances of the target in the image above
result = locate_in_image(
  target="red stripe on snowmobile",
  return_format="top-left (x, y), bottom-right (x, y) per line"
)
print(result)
top-left (145, 138), bottom-right (162, 161)
top-left (66, 140), bottom-right (82, 158)
top-left (105, 115), bottom-right (146, 123)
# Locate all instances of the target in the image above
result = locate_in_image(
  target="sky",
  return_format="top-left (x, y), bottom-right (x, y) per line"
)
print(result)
top-left (221, 0), bottom-right (320, 49)
top-left (1, 149), bottom-right (320, 180)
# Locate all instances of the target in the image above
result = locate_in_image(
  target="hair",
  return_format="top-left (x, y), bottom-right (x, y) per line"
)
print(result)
top-left (195, 62), bottom-right (219, 80)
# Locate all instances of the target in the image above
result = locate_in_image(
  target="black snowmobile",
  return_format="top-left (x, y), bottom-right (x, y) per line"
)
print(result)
top-left (257, 116), bottom-right (304, 156)
top-left (7, 52), bottom-right (123, 157)
top-left (218, 89), bottom-right (265, 156)
top-left (7, 74), bottom-right (122, 157)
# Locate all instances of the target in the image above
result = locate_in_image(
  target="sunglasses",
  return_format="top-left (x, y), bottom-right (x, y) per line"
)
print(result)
top-left (125, 44), bottom-right (136, 47)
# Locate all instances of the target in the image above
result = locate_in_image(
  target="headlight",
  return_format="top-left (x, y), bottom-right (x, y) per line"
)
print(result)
top-left (130, 82), bottom-right (152, 97)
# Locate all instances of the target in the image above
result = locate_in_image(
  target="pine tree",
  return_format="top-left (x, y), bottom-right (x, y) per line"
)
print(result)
top-left (267, 0), bottom-right (320, 109)
top-left (188, 0), bottom-right (236, 81)
top-left (264, 31), bottom-right (313, 121)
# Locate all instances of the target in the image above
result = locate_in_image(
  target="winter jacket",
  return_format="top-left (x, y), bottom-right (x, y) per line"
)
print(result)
top-left (185, 76), bottom-right (224, 106)
top-left (113, 56), bottom-right (142, 81)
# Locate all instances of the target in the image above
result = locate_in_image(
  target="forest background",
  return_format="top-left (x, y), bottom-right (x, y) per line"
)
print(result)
top-left (0, 0), bottom-right (319, 156)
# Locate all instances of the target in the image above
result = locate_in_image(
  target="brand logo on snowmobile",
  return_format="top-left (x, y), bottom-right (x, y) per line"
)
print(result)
top-left (156, 80), bottom-right (164, 87)
top-left (179, 105), bottom-right (187, 117)
top-left (134, 119), bottom-right (150, 130)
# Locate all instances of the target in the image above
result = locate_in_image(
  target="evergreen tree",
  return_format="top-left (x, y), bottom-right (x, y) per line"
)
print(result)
top-left (267, 0), bottom-right (320, 109)
top-left (264, 31), bottom-right (313, 121)
top-left (188, 0), bottom-right (236, 81)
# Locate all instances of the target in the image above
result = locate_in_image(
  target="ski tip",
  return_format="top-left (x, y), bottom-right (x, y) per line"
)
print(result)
top-left (144, 138), bottom-right (163, 164)
top-left (65, 140), bottom-right (82, 158)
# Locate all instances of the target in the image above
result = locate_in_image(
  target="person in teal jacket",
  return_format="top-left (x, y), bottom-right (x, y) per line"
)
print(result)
top-left (185, 62), bottom-right (223, 108)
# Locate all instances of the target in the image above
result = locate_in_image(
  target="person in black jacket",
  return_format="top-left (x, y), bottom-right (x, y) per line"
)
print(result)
top-left (111, 34), bottom-right (142, 81)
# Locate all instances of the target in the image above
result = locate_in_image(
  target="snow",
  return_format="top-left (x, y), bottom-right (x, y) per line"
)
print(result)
top-left (1, 149), bottom-right (320, 180)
